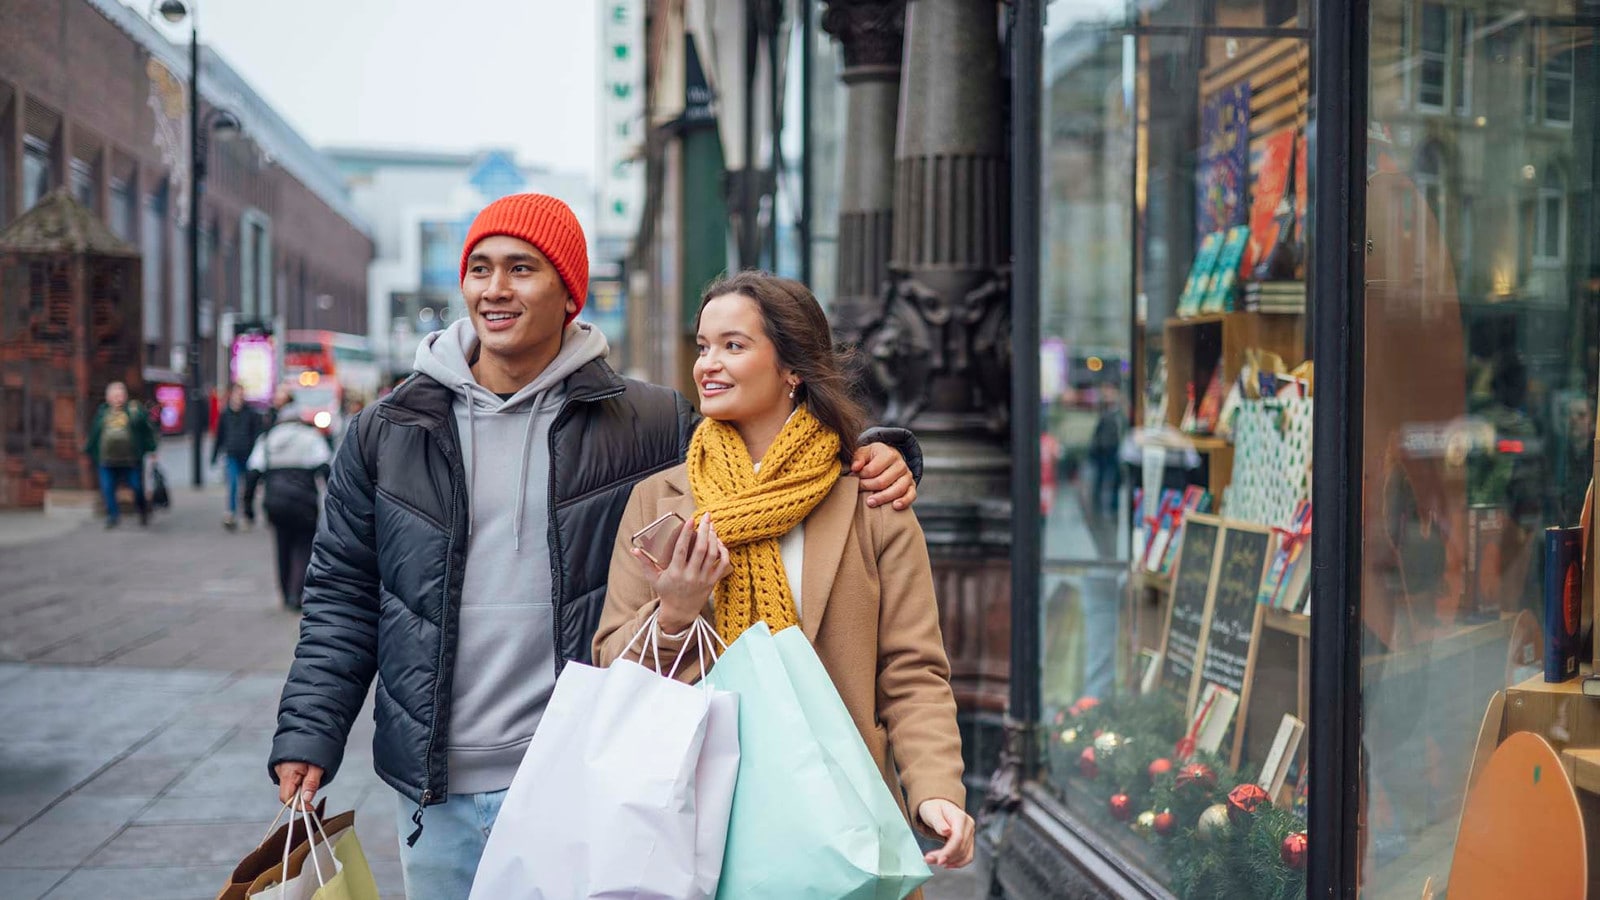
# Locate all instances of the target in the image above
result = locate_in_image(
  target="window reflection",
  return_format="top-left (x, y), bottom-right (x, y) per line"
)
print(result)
top-left (1364, 3), bottom-right (1598, 895)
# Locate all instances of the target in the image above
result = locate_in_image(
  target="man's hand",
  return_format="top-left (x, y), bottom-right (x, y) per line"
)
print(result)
top-left (918, 798), bottom-right (976, 868)
top-left (851, 443), bottom-right (916, 510)
top-left (275, 761), bottom-right (325, 806)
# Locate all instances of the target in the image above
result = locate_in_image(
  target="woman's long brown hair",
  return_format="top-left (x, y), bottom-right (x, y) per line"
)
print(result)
top-left (696, 271), bottom-right (866, 464)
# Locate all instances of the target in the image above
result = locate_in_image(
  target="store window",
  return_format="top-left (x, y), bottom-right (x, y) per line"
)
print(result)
top-left (1363, 3), bottom-right (1598, 896)
top-left (1036, 1), bottom-right (1314, 896)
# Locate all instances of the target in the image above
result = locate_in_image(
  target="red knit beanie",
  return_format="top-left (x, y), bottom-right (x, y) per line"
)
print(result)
top-left (460, 193), bottom-right (589, 322)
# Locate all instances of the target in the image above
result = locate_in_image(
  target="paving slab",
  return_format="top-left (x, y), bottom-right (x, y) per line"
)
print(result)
top-left (0, 867), bottom-right (71, 900)
top-left (42, 863), bottom-right (235, 900)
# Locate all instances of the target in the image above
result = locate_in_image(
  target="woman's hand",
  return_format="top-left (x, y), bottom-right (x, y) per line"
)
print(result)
top-left (630, 513), bottom-right (731, 634)
top-left (851, 442), bottom-right (916, 510)
top-left (918, 799), bottom-right (975, 868)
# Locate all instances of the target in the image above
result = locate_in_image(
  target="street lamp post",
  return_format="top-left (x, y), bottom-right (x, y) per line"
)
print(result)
top-left (154, 0), bottom-right (237, 489)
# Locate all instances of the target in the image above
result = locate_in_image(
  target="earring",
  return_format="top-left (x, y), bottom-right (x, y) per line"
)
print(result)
top-left (788, 384), bottom-right (797, 400)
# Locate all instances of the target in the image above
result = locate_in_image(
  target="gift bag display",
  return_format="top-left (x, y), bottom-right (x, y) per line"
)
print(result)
top-left (470, 614), bottom-right (740, 900)
top-left (704, 622), bottom-right (932, 900)
top-left (1227, 395), bottom-right (1313, 528)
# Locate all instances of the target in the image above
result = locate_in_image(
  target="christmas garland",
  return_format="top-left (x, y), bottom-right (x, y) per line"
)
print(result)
top-left (1047, 693), bottom-right (1307, 900)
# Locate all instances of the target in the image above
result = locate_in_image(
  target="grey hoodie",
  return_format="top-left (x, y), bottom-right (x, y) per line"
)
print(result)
top-left (412, 318), bottom-right (610, 794)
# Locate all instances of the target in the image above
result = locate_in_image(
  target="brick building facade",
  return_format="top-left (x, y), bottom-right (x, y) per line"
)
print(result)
top-left (0, 0), bottom-right (372, 389)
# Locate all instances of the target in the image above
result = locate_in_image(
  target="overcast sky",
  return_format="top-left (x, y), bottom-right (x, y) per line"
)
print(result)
top-left (125, 0), bottom-right (597, 175)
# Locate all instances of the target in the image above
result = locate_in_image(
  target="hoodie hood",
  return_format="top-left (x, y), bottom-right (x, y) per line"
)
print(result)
top-left (413, 317), bottom-right (609, 413)
top-left (412, 317), bottom-right (609, 545)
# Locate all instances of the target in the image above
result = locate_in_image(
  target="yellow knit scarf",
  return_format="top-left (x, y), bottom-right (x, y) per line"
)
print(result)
top-left (687, 405), bottom-right (842, 645)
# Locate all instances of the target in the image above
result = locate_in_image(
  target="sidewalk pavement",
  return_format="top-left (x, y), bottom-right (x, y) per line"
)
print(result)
top-left (0, 437), bottom-right (984, 899)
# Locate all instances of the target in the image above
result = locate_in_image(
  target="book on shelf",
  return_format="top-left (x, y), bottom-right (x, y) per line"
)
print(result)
top-left (1199, 225), bottom-right (1252, 314)
top-left (1191, 684), bottom-right (1241, 757)
top-left (1257, 714), bottom-right (1307, 803)
top-left (1177, 231), bottom-right (1226, 318)
top-left (1242, 280), bottom-right (1307, 314)
top-left (1244, 129), bottom-right (1297, 277)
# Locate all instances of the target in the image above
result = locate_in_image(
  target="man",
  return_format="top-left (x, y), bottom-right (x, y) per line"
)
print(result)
top-left (269, 194), bottom-right (920, 897)
top-left (212, 383), bottom-right (264, 530)
top-left (84, 381), bottom-right (157, 529)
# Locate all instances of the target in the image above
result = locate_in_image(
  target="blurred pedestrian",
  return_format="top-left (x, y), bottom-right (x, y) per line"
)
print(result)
top-left (268, 193), bottom-right (919, 899)
top-left (248, 395), bottom-right (332, 610)
top-left (241, 384), bottom-right (292, 525)
top-left (212, 383), bottom-right (263, 530)
top-left (84, 381), bottom-right (157, 529)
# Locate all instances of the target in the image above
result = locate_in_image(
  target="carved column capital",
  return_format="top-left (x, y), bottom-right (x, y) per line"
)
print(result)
top-left (820, 0), bottom-right (906, 79)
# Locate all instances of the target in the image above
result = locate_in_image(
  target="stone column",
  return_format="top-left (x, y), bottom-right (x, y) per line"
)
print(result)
top-left (820, 0), bottom-right (904, 349)
top-left (871, 0), bottom-right (1012, 802)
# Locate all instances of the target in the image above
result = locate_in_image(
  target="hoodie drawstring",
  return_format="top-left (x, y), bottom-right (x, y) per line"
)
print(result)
top-left (463, 394), bottom-right (542, 552)
top-left (513, 406), bottom-right (539, 551)
top-left (465, 402), bottom-right (477, 536)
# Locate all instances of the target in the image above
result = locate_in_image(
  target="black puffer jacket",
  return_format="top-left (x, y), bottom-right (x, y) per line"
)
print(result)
top-left (268, 360), bottom-right (694, 811)
top-left (268, 359), bottom-right (920, 829)
top-left (212, 406), bottom-right (263, 464)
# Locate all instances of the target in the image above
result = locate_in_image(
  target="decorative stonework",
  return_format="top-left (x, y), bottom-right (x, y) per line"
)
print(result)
top-left (820, 0), bottom-right (906, 76)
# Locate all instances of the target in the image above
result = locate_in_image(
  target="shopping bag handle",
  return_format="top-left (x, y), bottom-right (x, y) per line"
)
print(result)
top-left (276, 795), bottom-right (331, 895)
top-left (674, 617), bottom-right (729, 686)
top-left (621, 610), bottom-right (669, 675)
top-left (261, 798), bottom-right (295, 846)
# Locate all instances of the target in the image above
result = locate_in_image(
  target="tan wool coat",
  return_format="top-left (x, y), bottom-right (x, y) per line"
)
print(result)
top-left (592, 465), bottom-right (967, 831)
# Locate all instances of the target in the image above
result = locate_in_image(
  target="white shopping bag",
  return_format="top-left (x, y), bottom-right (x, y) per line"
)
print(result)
top-left (470, 615), bottom-right (740, 900)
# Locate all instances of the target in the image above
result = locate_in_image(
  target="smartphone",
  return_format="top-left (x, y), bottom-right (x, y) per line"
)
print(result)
top-left (630, 511), bottom-right (687, 567)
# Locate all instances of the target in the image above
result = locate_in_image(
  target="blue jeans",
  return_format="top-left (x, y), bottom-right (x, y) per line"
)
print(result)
top-left (224, 456), bottom-right (247, 515)
top-left (98, 465), bottom-right (146, 524)
top-left (395, 790), bottom-right (506, 900)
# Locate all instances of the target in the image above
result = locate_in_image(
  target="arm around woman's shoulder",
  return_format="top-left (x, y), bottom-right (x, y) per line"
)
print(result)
top-left (869, 500), bottom-right (967, 818)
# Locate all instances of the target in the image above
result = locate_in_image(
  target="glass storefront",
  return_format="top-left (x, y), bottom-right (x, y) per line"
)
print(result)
top-left (1035, 2), bottom-right (1316, 896)
top-left (1016, 0), bottom-right (1599, 896)
top-left (1360, 2), bottom-right (1598, 896)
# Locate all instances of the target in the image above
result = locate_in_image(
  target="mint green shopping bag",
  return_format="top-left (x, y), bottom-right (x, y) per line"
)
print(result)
top-left (704, 622), bottom-right (931, 899)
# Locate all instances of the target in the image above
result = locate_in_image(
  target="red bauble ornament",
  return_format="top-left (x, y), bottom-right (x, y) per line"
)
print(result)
top-left (1078, 746), bottom-right (1099, 779)
top-left (1226, 783), bottom-right (1271, 824)
top-left (1174, 762), bottom-right (1217, 791)
top-left (1147, 757), bottom-right (1174, 780)
top-left (1108, 792), bottom-right (1133, 822)
top-left (1153, 810), bottom-right (1177, 837)
top-left (1070, 696), bottom-right (1100, 717)
top-left (1280, 831), bottom-right (1308, 870)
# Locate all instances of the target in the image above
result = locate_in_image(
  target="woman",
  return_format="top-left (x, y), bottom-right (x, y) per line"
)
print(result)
top-left (247, 396), bottom-right (332, 611)
top-left (593, 271), bottom-right (974, 878)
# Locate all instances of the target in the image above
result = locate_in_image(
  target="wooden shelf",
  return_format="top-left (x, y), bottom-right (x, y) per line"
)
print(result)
top-left (1263, 607), bottom-right (1310, 639)
top-left (1168, 313), bottom-right (1230, 327)
top-left (1563, 748), bottom-right (1600, 795)
top-left (1132, 431), bottom-right (1229, 452)
top-left (1133, 571), bottom-right (1172, 594)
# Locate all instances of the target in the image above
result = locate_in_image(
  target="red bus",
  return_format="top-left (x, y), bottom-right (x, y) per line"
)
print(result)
top-left (281, 331), bottom-right (381, 431)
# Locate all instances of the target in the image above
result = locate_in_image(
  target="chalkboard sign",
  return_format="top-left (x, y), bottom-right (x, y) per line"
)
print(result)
top-left (1198, 522), bottom-right (1274, 767)
top-left (1159, 514), bottom-right (1223, 715)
